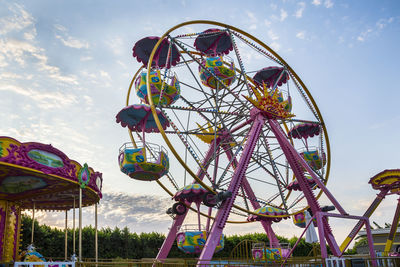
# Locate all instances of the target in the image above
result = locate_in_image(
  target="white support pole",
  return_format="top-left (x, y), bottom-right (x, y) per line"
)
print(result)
top-left (79, 188), bottom-right (82, 262)
top-left (95, 203), bottom-right (98, 264)
top-left (31, 202), bottom-right (35, 244)
top-left (65, 210), bottom-right (68, 260)
top-left (73, 197), bottom-right (76, 255)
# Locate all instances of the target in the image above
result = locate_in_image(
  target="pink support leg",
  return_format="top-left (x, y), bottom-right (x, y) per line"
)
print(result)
top-left (155, 211), bottom-right (187, 260)
top-left (197, 112), bottom-right (266, 265)
top-left (262, 220), bottom-right (280, 248)
top-left (155, 139), bottom-right (220, 262)
top-left (316, 212), bottom-right (327, 258)
top-left (268, 119), bottom-right (341, 257)
top-left (364, 219), bottom-right (378, 267)
top-left (223, 142), bottom-right (281, 248)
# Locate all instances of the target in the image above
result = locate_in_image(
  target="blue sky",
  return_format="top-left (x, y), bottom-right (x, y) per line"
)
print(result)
top-left (1, 0), bottom-right (400, 248)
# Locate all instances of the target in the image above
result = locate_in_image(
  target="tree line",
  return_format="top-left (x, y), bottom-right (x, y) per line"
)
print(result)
top-left (20, 215), bottom-right (355, 260)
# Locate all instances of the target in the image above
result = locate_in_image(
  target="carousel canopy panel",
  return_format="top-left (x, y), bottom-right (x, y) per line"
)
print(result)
top-left (0, 136), bottom-right (102, 210)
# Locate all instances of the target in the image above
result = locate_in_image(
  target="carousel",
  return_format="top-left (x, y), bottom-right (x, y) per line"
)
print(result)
top-left (0, 136), bottom-right (103, 262)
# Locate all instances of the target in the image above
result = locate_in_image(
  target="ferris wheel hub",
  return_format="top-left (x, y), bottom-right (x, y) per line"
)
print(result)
top-left (245, 82), bottom-right (294, 120)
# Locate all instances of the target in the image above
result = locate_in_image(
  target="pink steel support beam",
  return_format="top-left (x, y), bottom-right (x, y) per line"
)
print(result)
top-left (269, 120), bottom-right (347, 216)
top-left (315, 212), bottom-right (328, 258)
top-left (281, 214), bottom-right (316, 266)
top-left (263, 220), bottom-right (281, 248)
top-left (155, 138), bottom-right (220, 262)
top-left (268, 119), bottom-right (342, 257)
top-left (154, 208), bottom-right (188, 260)
top-left (269, 118), bottom-right (378, 260)
top-left (364, 219), bottom-right (378, 266)
top-left (223, 143), bottom-right (281, 248)
top-left (197, 112), bottom-right (266, 265)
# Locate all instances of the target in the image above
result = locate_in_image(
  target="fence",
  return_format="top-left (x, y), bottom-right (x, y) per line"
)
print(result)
top-left (6, 256), bottom-right (400, 267)
top-left (14, 262), bottom-right (75, 267)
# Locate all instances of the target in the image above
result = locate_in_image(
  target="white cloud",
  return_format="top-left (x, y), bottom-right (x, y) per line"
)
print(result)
top-left (105, 37), bottom-right (124, 55)
top-left (324, 0), bottom-right (334, 8)
top-left (80, 56), bottom-right (93, 61)
top-left (0, 53), bottom-right (8, 67)
top-left (376, 17), bottom-right (394, 29)
top-left (54, 24), bottom-right (89, 49)
top-left (270, 42), bottom-right (281, 51)
top-left (100, 70), bottom-right (111, 80)
top-left (246, 11), bottom-right (257, 23)
top-left (116, 60), bottom-right (127, 69)
top-left (0, 38), bottom-right (39, 66)
top-left (312, 0), bottom-right (321, 6)
top-left (295, 2), bottom-right (306, 18)
top-left (23, 28), bottom-right (37, 40)
top-left (249, 24), bottom-right (257, 30)
top-left (0, 37), bottom-right (78, 85)
top-left (264, 19), bottom-right (271, 27)
top-left (357, 17), bottom-right (394, 42)
top-left (31, 193), bottom-right (173, 233)
top-left (357, 30), bottom-right (370, 42)
top-left (0, 83), bottom-right (78, 109)
top-left (296, 31), bottom-right (306, 40)
top-left (268, 30), bottom-right (279, 41)
top-left (0, 3), bottom-right (35, 35)
top-left (54, 24), bottom-right (67, 32)
top-left (83, 95), bottom-right (93, 106)
top-left (0, 72), bottom-right (24, 80)
top-left (56, 35), bottom-right (89, 49)
top-left (280, 9), bottom-right (288, 21)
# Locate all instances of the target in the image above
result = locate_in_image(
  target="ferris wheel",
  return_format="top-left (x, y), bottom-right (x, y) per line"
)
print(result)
top-left (116, 21), bottom-right (344, 262)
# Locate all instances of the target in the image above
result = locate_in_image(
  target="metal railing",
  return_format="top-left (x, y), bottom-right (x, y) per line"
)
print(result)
top-left (8, 256), bottom-right (400, 267)
top-left (14, 262), bottom-right (75, 267)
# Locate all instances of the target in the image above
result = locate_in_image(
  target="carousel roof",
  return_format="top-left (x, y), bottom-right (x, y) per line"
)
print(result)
top-left (0, 136), bottom-right (102, 210)
top-left (369, 169), bottom-right (400, 193)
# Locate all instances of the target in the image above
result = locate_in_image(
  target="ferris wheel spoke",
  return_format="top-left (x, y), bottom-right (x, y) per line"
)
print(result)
top-left (178, 80), bottom-right (213, 98)
top-left (161, 105), bottom-right (247, 117)
top-left (250, 153), bottom-right (287, 188)
top-left (175, 39), bottom-right (238, 104)
top-left (288, 72), bottom-right (320, 121)
top-left (287, 194), bottom-right (307, 211)
top-left (239, 185), bottom-right (251, 213)
top-left (227, 30), bottom-right (254, 98)
top-left (230, 31), bottom-right (278, 63)
top-left (172, 40), bottom-right (211, 99)
top-left (259, 135), bottom-right (289, 212)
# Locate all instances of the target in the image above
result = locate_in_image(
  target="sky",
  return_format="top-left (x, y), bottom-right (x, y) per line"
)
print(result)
top-left (1, 0), bottom-right (400, 250)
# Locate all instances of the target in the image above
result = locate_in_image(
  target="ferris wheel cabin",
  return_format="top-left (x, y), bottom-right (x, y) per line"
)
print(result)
top-left (198, 56), bottom-right (236, 89)
top-left (176, 224), bottom-right (224, 254)
top-left (135, 69), bottom-right (180, 105)
top-left (118, 142), bottom-right (169, 181)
